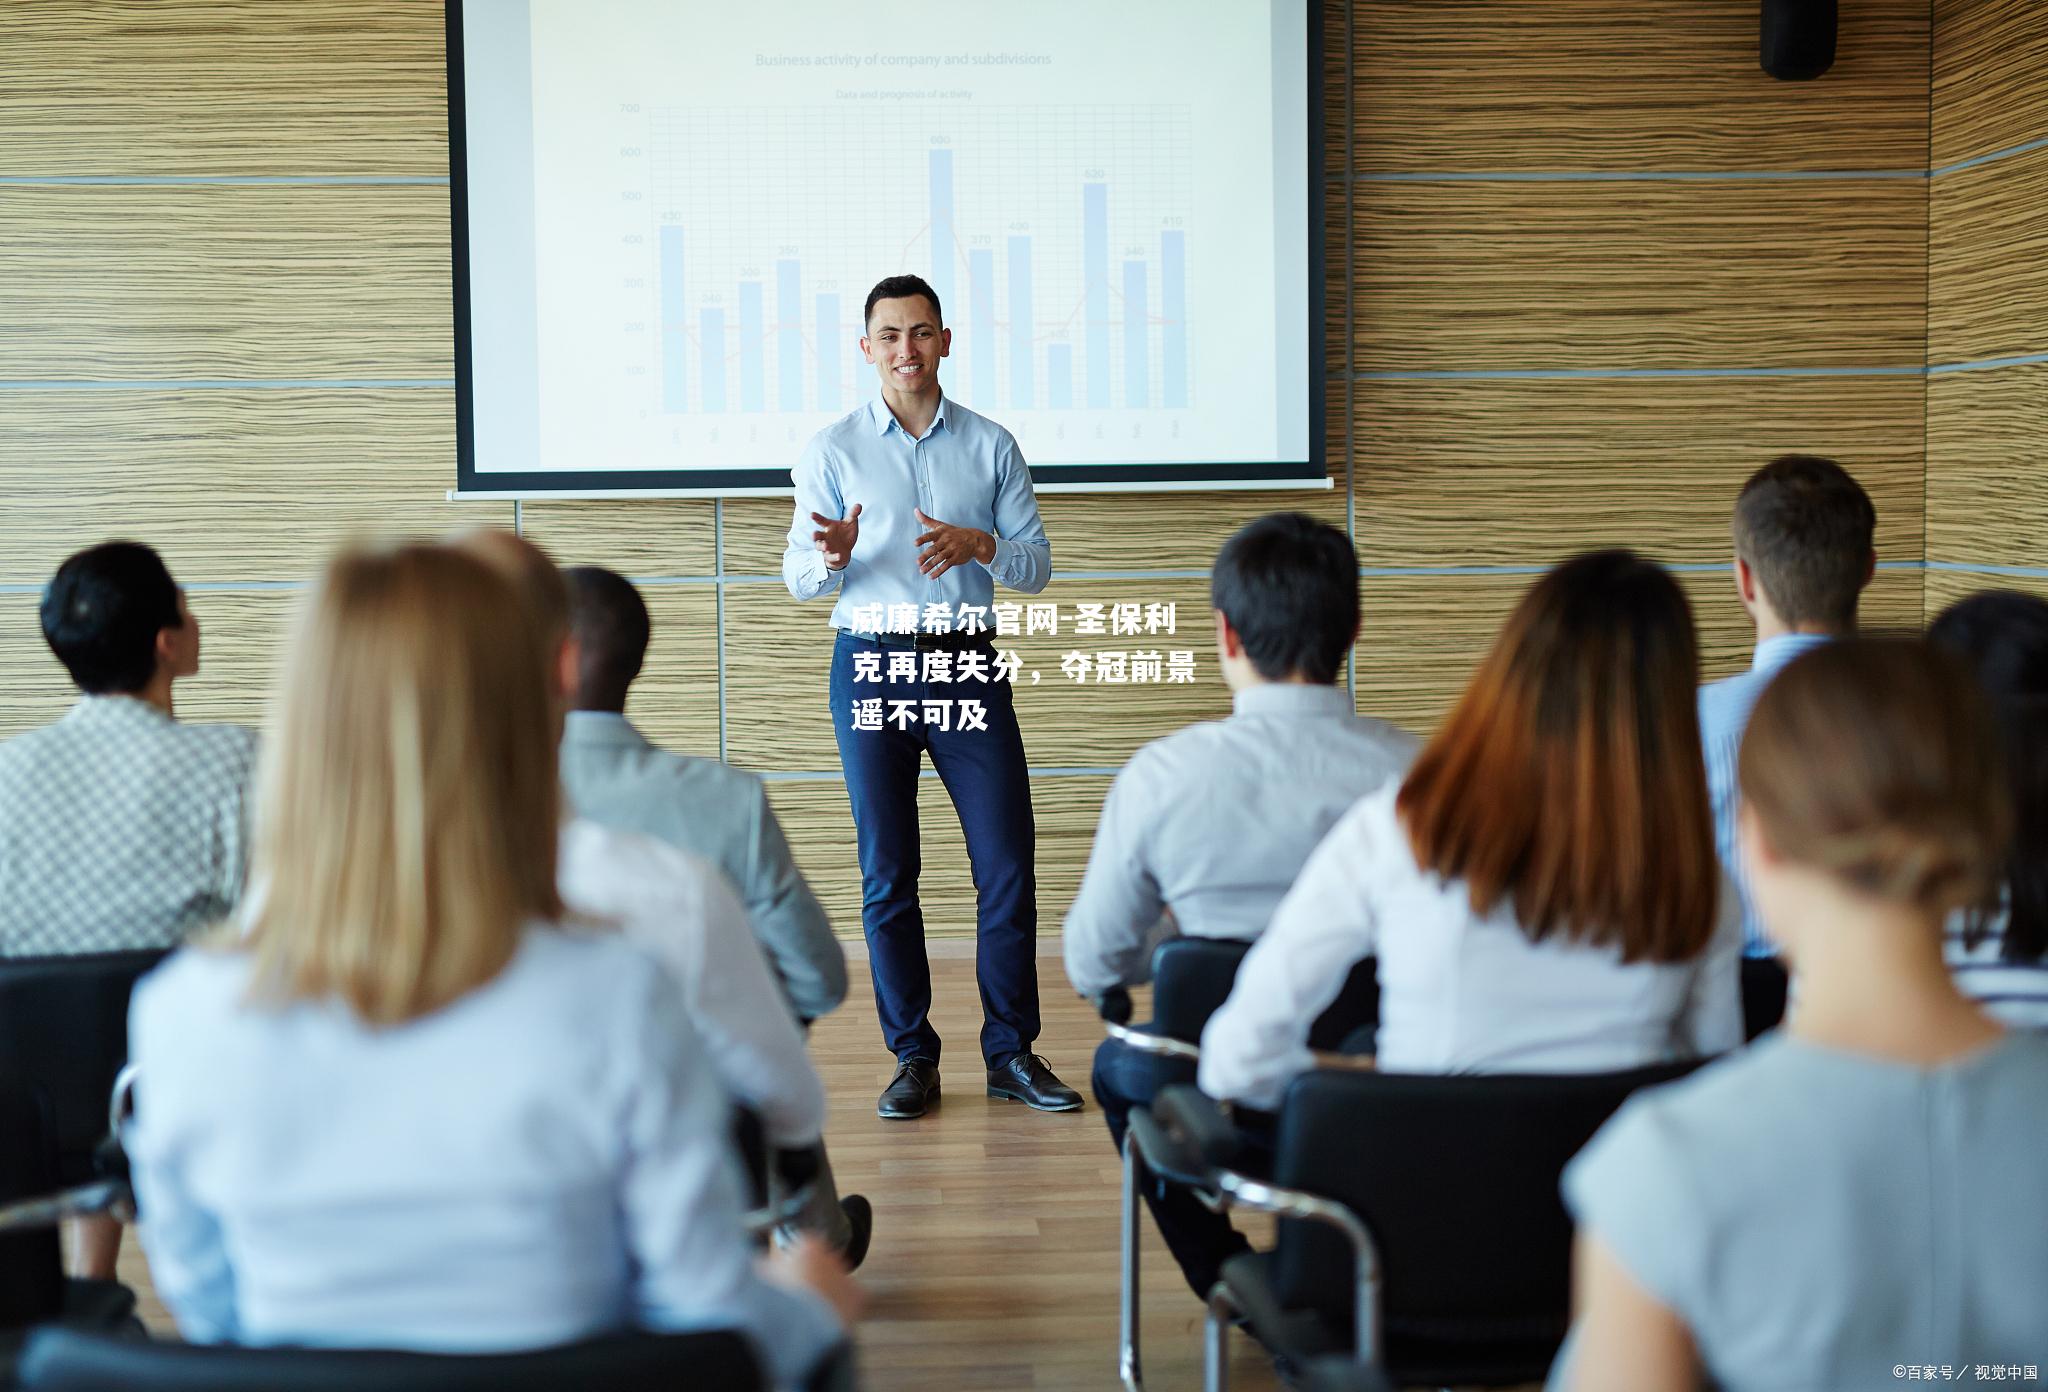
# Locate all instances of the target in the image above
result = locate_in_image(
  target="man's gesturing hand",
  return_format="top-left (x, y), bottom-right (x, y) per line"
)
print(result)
top-left (812, 503), bottom-right (862, 570)
top-left (914, 509), bottom-right (996, 579)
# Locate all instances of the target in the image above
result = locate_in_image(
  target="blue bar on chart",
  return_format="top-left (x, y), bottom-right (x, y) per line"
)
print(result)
top-left (1047, 343), bottom-right (1074, 409)
top-left (777, 260), bottom-right (803, 412)
top-left (1161, 231), bottom-right (1188, 409)
top-left (738, 282), bottom-right (765, 413)
top-left (659, 227), bottom-right (687, 412)
top-left (1083, 183), bottom-right (1110, 408)
top-left (929, 149), bottom-right (955, 319)
top-left (700, 308), bottom-right (727, 412)
top-left (1122, 260), bottom-right (1148, 408)
top-left (969, 248), bottom-right (995, 408)
top-left (1008, 236), bottom-right (1033, 409)
top-left (816, 293), bottom-right (841, 413)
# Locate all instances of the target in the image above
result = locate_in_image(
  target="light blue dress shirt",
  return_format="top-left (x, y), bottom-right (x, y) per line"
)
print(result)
top-left (1698, 633), bottom-right (1833, 956)
top-left (782, 394), bottom-right (1050, 628)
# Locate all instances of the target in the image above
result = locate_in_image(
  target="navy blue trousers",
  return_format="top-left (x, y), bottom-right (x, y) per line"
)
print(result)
top-left (828, 631), bottom-right (1039, 1068)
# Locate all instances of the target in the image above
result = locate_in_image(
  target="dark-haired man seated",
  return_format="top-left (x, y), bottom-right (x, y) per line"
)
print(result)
top-left (1700, 455), bottom-right (1875, 1035)
top-left (1062, 512), bottom-right (1417, 1299)
top-left (0, 540), bottom-right (258, 1277)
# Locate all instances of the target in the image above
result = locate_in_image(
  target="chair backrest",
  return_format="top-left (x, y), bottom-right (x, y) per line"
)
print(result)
top-left (15, 1326), bottom-right (764, 1392)
top-left (1271, 1062), bottom-right (1701, 1343)
top-left (0, 949), bottom-right (170, 1180)
top-left (1149, 937), bottom-right (1379, 1053)
top-left (1740, 956), bottom-right (1790, 1041)
top-left (0, 1085), bottom-right (66, 1329)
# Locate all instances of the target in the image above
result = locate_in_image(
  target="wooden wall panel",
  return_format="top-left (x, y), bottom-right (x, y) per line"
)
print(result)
top-left (0, 589), bottom-right (299, 740)
top-left (1354, 376), bottom-right (1925, 567)
top-left (1928, 152), bottom-right (2048, 365)
top-left (1355, 568), bottom-right (1926, 733)
top-left (1353, 180), bottom-right (1927, 370)
top-left (1351, 0), bottom-right (1931, 173)
top-left (0, 185), bottom-right (449, 380)
top-left (0, 2), bottom-right (446, 177)
top-left (519, 501), bottom-right (716, 579)
top-left (1925, 569), bottom-right (2048, 623)
top-left (0, 389), bottom-right (497, 585)
top-left (768, 776), bottom-right (1110, 940)
top-left (1932, 0), bottom-right (2048, 167)
top-left (614, 585), bottom-right (720, 760)
top-left (715, 429), bottom-right (1351, 578)
top-left (1926, 364), bottom-right (2048, 567)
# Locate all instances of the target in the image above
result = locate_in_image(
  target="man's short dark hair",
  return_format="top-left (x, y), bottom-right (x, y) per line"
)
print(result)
top-left (864, 274), bottom-right (942, 330)
top-left (565, 565), bottom-right (651, 712)
top-left (1732, 455), bottom-right (1876, 631)
top-left (40, 541), bottom-right (184, 695)
top-left (1210, 513), bottom-right (1360, 685)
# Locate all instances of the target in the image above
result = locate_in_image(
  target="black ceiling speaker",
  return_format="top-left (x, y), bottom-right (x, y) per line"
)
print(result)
top-left (1761, 0), bottom-right (1838, 80)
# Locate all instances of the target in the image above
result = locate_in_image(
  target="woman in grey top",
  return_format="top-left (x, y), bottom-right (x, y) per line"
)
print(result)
top-left (1553, 640), bottom-right (2048, 1392)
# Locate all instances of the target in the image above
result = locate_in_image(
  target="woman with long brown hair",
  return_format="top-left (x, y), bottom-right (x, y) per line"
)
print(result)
top-left (1554, 640), bottom-right (2048, 1390)
top-left (125, 543), bottom-right (852, 1388)
top-left (1201, 549), bottom-right (1741, 1110)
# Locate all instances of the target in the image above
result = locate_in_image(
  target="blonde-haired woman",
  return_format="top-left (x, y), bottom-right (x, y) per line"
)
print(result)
top-left (126, 544), bottom-right (852, 1388)
top-left (1555, 640), bottom-right (2048, 1392)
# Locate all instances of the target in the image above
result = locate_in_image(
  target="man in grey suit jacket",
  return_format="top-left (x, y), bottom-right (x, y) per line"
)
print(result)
top-left (560, 568), bottom-right (847, 1024)
top-left (561, 565), bottom-right (866, 1266)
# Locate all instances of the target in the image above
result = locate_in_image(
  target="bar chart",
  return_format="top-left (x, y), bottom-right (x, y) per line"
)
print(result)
top-left (646, 103), bottom-right (1194, 419)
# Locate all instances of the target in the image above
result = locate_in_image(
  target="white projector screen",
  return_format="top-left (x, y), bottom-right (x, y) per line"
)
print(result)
top-left (449, 0), bottom-right (1323, 496)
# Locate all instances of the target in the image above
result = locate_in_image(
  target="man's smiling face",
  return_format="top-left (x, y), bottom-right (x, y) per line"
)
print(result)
top-left (861, 294), bottom-right (950, 397)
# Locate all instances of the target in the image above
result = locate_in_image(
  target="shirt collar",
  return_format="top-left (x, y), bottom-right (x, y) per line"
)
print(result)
top-left (1231, 683), bottom-right (1355, 720)
top-left (67, 693), bottom-right (172, 728)
top-left (867, 392), bottom-right (950, 440)
top-left (561, 709), bottom-right (652, 750)
top-left (1752, 631), bottom-right (1835, 675)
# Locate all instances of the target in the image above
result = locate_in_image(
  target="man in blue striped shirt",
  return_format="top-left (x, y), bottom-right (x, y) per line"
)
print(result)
top-left (1698, 457), bottom-right (1876, 982)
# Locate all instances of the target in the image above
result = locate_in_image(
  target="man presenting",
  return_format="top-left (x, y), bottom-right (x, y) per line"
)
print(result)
top-left (783, 274), bottom-right (1080, 1119)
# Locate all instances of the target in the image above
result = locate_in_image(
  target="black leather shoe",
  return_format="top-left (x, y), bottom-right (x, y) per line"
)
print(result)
top-left (837, 1194), bottom-right (873, 1272)
top-left (877, 1058), bottom-right (939, 1119)
top-left (986, 1054), bottom-right (1084, 1112)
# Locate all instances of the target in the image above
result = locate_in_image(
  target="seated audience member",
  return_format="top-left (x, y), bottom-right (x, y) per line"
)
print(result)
top-left (561, 564), bottom-right (847, 1025)
top-left (126, 544), bottom-right (855, 1388)
top-left (1699, 456), bottom-right (1875, 971)
top-left (1201, 549), bottom-right (1743, 1114)
top-left (1553, 640), bottom-right (2048, 1392)
top-left (1, 541), bottom-right (256, 956)
top-left (456, 531), bottom-right (866, 1266)
top-left (1062, 512), bottom-right (1417, 1296)
top-left (1929, 590), bottom-right (2048, 1029)
top-left (0, 541), bottom-right (257, 1281)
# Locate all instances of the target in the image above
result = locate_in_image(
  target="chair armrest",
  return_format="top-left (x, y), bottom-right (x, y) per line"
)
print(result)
top-left (1102, 1019), bottom-right (1202, 1061)
top-left (1153, 1084), bottom-right (1246, 1169)
top-left (1126, 1104), bottom-right (1211, 1189)
top-left (0, 1179), bottom-right (131, 1232)
top-left (1296, 1355), bottom-right (1396, 1392)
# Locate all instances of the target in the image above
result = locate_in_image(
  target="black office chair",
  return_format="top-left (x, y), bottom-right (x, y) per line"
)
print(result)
top-left (1103, 937), bottom-right (1379, 1391)
top-left (12, 1325), bottom-right (771, 1392)
top-left (1143, 1061), bottom-right (1701, 1391)
top-left (0, 950), bottom-right (169, 1186)
top-left (1741, 955), bottom-right (1789, 1040)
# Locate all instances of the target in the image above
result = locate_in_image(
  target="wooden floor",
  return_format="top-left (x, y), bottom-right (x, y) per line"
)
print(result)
top-left (117, 948), bottom-right (1286, 1391)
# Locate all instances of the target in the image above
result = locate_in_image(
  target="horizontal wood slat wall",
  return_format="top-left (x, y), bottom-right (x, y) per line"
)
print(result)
top-left (1931, 0), bottom-right (2048, 166)
top-left (1351, 376), bottom-right (1926, 568)
top-left (0, 1), bottom-right (1945, 940)
top-left (1350, 0), bottom-right (1931, 172)
top-left (1925, 0), bottom-right (2048, 625)
top-left (1351, 180), bottom-right (1928, 371)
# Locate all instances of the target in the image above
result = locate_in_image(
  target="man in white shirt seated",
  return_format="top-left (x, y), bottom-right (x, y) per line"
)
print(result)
top-left (1061, 512), bottom-right (1418, 1298)
top-left (0, 540), bottom-right (258, 1279)
top-left (453, 530), bottom-right (868, 1269)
